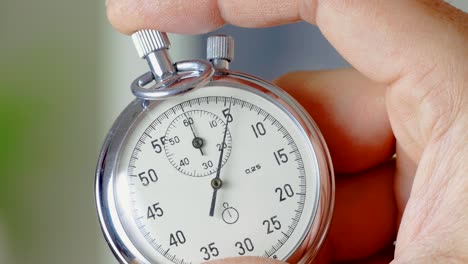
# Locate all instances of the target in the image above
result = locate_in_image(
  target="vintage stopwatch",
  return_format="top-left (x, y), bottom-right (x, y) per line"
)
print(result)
top-left (96, 30), bottom-right (334, 264)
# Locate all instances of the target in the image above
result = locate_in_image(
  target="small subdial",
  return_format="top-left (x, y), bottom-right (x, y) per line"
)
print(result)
top-left (164, 110), bottom-right (232, 177)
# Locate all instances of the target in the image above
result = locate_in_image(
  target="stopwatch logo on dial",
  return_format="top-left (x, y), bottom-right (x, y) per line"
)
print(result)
top-left (164, 110), bottom-right (232, 177)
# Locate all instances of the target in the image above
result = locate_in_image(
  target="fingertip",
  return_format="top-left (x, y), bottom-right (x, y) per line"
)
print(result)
top-left (106, 0), bottom-right (225, 35)
top-left (205, 257), bottom-right (285, 264)
top-left (273, 71), bottom-right (308, 88)
top-left (330, 160), bottom-right (397, 261)
top-left (105, 0), bottom-right (131, 34)
top-left (217, 0), bottom-right (302, 28)
top-left (274, 69), bottom-right (395, 173)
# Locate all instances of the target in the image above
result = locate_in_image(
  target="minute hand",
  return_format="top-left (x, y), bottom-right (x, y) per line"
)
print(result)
top-left (209, 98), bottom-right (232, 217)
top-left (183, 112), bottom-right (204, 156)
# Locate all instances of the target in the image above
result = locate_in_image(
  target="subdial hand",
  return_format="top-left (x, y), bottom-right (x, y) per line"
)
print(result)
top-left (184, 112), bottom-right (204, 156)
top-left (209, 98), bottom-right (232, 217)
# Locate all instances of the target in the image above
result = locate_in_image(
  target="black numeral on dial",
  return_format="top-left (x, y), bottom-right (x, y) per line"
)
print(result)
top-left (235, 238), bottom-right (255, 255)
top-left (217, 143), bottom-right (228, 151)
top-left (169, 230), bottom-right (186, 247)
top-left (263, 215), bottom-right (281, 234)
top-left (274, 148), bottom-right (289, 165)
top-left (222, 108), bottom-right (233, 122)
top-left (183, 117), bottom-right (194, 127)
top-left (151, 138), bottom-right (164, 154)
top-left (179, 158), bottom-right (190, 166)
top-left (138, 169), bottom-right (158, 186)
top-left (147, 203), bottom-right (163, 219)
top-left (167, 136), bottom-right (180, 145)
top-left (200, 242), bottom-right (219, 261)
top-left (251, 122), bottom-right (266, 138)
top-left (209, 120), bottom-right (218, 128)
top-left (275, 184), bottom-right (294, 202)
top-left (202, 160), bottom-right (214, 169)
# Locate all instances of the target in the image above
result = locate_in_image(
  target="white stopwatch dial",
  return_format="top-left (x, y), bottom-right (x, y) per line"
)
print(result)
top-left (118, 86), bottom-right (319, 264)
top-left (96, 31), bottom-right (334, 264)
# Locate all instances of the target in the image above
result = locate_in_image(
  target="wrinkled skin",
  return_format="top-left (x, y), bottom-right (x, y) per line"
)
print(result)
top-left (106, 0), bottom-right (468, 263)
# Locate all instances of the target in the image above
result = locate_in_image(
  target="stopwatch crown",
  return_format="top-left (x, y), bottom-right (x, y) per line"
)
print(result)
top-left (132, 30), bottom-right (171, 59)
top-left (207, 35), bottom-right (234, 62)
top-left (131, 30), bottom-right (176, 81)
top-left (129, 30), bottom-right (215, 99)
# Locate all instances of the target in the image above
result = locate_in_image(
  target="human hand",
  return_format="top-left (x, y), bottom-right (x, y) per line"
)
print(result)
top-left (106, 0), bottom-right (468, 263)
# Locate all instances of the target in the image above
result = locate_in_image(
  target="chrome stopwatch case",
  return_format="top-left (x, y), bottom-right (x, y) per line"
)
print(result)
top-left (95, 30), bottom-right (334, 264)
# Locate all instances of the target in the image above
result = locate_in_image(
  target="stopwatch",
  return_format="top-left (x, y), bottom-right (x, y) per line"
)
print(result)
top-left (95, 30), bottom-right (334, 264)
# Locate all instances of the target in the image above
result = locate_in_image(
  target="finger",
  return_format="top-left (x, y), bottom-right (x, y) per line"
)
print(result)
top-left (333, 245), bottom-right (394, 264)
top-left (205, 256), bottom-right (284, 264)
top-left (394, 143), bottom-right (417, 222)
top-left (275, 68), bottom-right (394, 173)
top-left (107, 0), bottom-right (466, 79)
top-left (106, 0), bottom-right (225, 34)
top-left (326, 160), bottom-right (397, 262)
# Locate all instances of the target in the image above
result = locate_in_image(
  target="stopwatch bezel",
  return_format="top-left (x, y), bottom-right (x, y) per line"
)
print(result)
top-left (95, 70), bottom-right (335, 264)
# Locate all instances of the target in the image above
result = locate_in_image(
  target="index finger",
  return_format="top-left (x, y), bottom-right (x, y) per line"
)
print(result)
top-left (107, 0), bottom-right (467, 83)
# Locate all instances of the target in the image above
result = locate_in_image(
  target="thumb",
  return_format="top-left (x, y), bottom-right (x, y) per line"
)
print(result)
top-left (312, 1), bottom-right (467, 156)
top-left (319, 1), bottom-right (468, 261)
top-left (322, 1), bottom-right (468, 262)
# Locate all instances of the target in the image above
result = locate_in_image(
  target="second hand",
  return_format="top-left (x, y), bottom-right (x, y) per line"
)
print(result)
top-left (209, 97), bottom-right (232, 217)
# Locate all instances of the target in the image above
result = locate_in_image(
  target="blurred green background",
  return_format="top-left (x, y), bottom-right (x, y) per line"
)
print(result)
top-left (0, 0), bottom-right (102, 263)
top-left (1, 0), bottom-right (466, 263)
